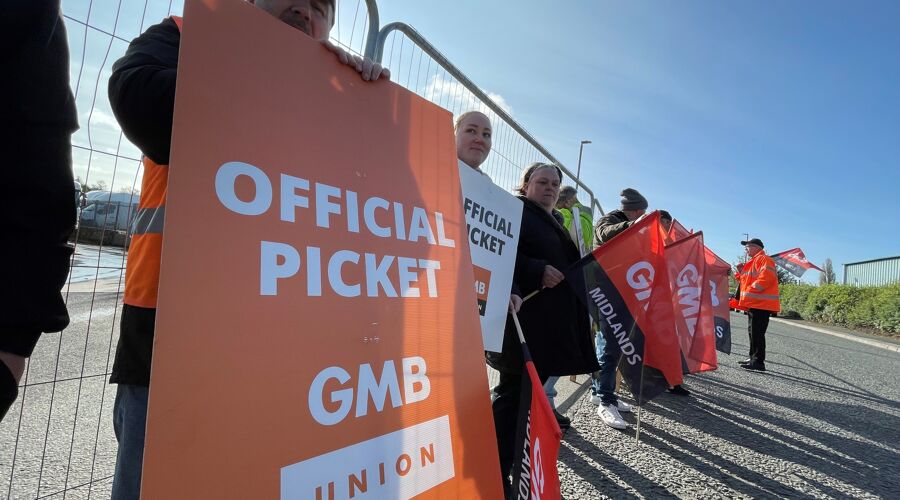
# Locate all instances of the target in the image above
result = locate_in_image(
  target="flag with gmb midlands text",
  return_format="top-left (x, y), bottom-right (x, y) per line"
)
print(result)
top-left (564, 211), bottom-right (683, 404)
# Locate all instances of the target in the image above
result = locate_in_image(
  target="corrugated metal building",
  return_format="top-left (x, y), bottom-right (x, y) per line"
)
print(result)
top-left (843, 256), bottom-right (900, 286)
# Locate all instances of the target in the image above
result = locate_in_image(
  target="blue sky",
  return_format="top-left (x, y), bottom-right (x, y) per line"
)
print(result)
top-left (375, 0), bottom-right (900, 279)
top-left (63, 0), bottom-right (899, 280)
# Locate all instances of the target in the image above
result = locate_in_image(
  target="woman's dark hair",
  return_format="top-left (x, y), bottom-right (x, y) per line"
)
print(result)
top-left (515, 162), bottom-right (564, 195)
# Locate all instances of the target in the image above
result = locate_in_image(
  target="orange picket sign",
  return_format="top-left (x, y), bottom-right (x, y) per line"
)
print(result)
top-left (140, 1), bottom-right (502, 498)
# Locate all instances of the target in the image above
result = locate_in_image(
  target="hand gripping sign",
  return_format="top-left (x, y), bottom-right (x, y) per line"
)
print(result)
top-left (141, 1), bottom-right (501, 498)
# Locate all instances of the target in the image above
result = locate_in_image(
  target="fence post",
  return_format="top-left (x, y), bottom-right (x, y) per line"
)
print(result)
top-left (362, 0), bottom-right (381, 61)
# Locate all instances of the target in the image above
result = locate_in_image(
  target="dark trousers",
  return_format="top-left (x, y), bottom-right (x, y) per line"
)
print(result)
top-left (491, 369), bottom-right (548, 498)
top-left (747, 308), bottom-right (771, 363)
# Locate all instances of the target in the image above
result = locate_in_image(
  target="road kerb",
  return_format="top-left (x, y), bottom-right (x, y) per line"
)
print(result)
top-left (769, 317), bottom-right (900, 353)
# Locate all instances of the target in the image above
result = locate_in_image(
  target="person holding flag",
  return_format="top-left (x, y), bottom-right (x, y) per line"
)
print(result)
top-left (542, 185), bottom-right (595, 430)
top-left (589, 188), bottom-right (648, 429)
top-left (487, 163), bottom-right (599, 497)
top-left (735, 238), bottom-right (780, 371)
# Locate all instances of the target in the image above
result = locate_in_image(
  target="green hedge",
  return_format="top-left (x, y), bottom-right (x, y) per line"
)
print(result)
top-left (778, 283), bottom-right (900, 334)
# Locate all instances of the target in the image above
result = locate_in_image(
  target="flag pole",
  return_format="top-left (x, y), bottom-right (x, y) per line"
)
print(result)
top-left (511, 310), bottom-right (526, 344)
top-left (635, 364), bottom-right (644, 442)
top-left (521, 289), bottom-right (541, 303)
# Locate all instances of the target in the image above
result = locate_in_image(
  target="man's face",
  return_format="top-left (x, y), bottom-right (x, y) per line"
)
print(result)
top-left (745, 244), bottom-right (762, 257)
top-left (250, 0), bottom-right (334, 41)
top-left (556, 196), bottom-right (574, 210)
top-left (624, 209), bottom-right (645, 221)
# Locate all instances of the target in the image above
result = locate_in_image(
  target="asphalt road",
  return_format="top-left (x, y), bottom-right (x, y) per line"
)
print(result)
top-left (1, 288), bottom-right (122, 500)
top-left (556, 312), bottom-right (900, 499)
top-left (3, 294), bottom-right (898, 500)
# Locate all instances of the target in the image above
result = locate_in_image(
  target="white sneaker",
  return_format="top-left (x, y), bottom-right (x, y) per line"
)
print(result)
top-left (598, 404), bottom-right (627, 430)
top-left (589, 394), bottom-right (633, 414)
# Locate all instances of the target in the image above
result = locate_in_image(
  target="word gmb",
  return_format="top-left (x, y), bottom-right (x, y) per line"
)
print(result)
top-left (308, 356), bottom-right (431, 426)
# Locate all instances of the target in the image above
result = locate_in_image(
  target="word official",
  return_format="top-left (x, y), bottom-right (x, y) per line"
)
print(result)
top-left (463, 198), bottom-right (514, 256)
top-left (214, 161), bottom-right (457, 297)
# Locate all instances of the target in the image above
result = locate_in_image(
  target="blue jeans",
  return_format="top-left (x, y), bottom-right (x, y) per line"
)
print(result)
top-left (591, 328), bottom-right (620, 406)
top-left (111, 384), bottom-right (149, 500)
top-left (543, 376), bottom-right (559, 409)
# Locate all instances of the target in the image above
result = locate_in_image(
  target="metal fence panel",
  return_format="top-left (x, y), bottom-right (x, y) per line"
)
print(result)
top-left (2, 1), bottom-right (373, 498)
top-left (373, 22), bottom-right (605, 218)
top-left (843, 256), bottom-right (900, 287)
top-left (2, 1), bottom-right (603, 497)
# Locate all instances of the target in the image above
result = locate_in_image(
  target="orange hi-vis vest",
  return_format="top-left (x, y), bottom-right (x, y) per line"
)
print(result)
top-left (736, 251), bottom-right (781, 312)
top-left (123, 15), bottom-right (182, 309)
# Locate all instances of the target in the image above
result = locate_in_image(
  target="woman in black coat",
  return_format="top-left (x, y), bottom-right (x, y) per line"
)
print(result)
top-left (486, 162), bottom-right (599, 494)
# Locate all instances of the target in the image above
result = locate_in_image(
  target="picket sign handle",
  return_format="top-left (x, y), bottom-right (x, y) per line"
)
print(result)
top-left (507, 289), bottom-right (540, 345)
top-left (510, 310), bottom-right (526, 344)
top-left (521, 289), bottom-right (541, 302)
top-left (508, 289), bottom-right (539, 345)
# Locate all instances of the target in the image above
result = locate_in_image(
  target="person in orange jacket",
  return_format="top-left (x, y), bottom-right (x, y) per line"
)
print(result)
top-left (735, 238), bottom-right (780, 371)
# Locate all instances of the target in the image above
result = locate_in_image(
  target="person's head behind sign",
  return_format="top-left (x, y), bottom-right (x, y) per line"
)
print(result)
top-left (619, 187), bottom-right (647, 221)
top-left (249, 0), bottom-right (336, 41)
top-left (455, 111), bottom-right (492, 170)
top-left (516, 162), bottom-right (563, 212)
top-left (557, 185), bottom-right (578, 210)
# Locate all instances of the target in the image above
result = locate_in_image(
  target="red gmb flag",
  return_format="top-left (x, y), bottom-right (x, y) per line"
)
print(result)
top-left (770, 248), bottom-right (823, 278)
top-left (666, 218), bottom-right (692, 244)
top-left (665, 232), bottom-right (717, 373)
top-left (564, 211), bottom-right (682, 403)
top-left (510, 343), bottom-right (562, 500)
top-left (704, 246), bottom-right (733, 354)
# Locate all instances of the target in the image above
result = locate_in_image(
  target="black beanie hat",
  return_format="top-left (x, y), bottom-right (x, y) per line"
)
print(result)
top-left (620, 188), bottom-right (648, 211)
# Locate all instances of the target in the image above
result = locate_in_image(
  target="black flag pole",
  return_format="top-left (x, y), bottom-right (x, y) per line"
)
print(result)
top-left (635, 363), bottom-right (645, 442)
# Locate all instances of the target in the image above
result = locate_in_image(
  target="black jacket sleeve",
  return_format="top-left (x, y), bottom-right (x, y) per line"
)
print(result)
top-left (594, 211), bottom-right (632, 245)
top-left (108, 18), bottom-right (180, 165)
top-left (1, 0), bottom-right (78, 130)
top-left (511, 253), bottom-right (547, 297)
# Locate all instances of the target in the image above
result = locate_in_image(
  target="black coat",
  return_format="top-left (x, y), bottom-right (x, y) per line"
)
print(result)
top-left (108, 17), bottom-right (180, 165)
top-left (593, 209), bottom-right (632, 246)
top-left (486, 198), bottom-right (600, 376)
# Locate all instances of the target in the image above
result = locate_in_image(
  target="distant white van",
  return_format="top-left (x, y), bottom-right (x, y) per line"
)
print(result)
top-left (79, 191), bottom-right (140, 233)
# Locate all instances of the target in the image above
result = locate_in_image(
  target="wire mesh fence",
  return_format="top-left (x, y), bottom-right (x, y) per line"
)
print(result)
top-left (2, 0), bottom-right (601, 497)
top-left (375, 23), bottom-right (604, 213)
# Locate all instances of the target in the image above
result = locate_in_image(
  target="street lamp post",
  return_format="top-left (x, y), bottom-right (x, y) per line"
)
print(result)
top-left (575, 140), bottom-right (591, 191)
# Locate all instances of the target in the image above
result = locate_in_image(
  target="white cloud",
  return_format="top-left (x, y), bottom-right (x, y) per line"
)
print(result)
top-left (88, 110), bottom-right (122, 132)
top-left (423, 74), bottom-right (513, 118)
